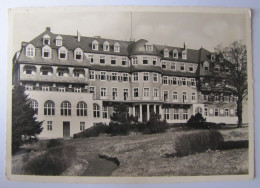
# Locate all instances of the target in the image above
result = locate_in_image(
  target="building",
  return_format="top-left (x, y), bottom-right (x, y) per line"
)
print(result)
top-left (12, 27), bottom-right (238, 139)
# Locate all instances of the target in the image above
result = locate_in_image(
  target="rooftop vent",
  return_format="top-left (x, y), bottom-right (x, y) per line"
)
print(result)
top-left (46, 27), bottom-right (51, 32)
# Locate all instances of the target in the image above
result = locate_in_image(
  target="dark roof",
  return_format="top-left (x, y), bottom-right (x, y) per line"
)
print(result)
top-left (128, 39), bottom-right (162, 56)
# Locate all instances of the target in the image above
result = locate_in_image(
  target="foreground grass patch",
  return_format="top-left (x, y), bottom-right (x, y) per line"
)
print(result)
top-left (22, 145), bottom-right (76, 175)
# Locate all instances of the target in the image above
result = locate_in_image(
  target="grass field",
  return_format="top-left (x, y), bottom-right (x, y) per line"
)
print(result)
top-left (12, 127), bottom-right (249, 176)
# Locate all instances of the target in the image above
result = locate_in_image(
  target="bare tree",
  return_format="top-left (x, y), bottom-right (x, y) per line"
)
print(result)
top-left (215, 41), bottom-right (248, 128)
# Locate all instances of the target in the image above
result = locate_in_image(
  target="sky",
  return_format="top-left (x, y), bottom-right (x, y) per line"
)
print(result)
top-left (11, 7), bottom-right (247, 54)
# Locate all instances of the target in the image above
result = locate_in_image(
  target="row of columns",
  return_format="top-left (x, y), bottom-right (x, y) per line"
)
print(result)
top-left (132, 104), bottom-right (163, 122)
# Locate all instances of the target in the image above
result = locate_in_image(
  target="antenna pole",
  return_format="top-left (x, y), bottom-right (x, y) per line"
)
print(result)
top-left (131, 12), bottom-right (132, 41)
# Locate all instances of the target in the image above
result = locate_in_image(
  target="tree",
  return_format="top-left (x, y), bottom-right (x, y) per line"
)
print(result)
top-left (215, 41), bottom-right (248, 128)
top-left (12, 85), bottom-right (43, 154)
top-left (110, 103), bottom-right (138, 124)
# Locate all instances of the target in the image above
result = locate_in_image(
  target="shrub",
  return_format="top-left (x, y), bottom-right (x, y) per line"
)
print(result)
top-left (22, 145), bottom-right (76, 175)
top-left (141, 113), bottom-right (169, 134)
top-left (74, 123), bottom-right (108, 138)
top-left (46, 139), bottom-right (64, 148)
top-left (174, 130), bottom-right (224, 157)
top-left (186, 113), bottom-right (208, 129)
top-left (107, 122), bottom-right (130, 136)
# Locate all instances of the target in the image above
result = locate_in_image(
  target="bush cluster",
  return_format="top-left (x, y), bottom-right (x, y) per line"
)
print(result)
top-left (174, 130), bottom-right (224, 157)
top-left (74, 123), bottom-right (109, 138)
top-left (22, 145), bottom-right (76, 175)
top-left (46, 139), bottom-right (64, 148)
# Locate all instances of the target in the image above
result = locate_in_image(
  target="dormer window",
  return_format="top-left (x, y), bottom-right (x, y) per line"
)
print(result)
top-left (58, 46), bottom-right (67, 59)
top-left (103, 41), bottom-right (109, 51)
top-left (42, 34), bottom-right (50, 45)
top-left (25, 44), bottom-right (35, 57)
top-left (114, 42), bottom-right (120, 52)
top-left (173, 49), bottom-right (178, 59)
top-left (162, 61), bottom-right (166, 69)
top-left (74, 48), bottom-right (83, 60)
top-left (145, 42), bottom-right (153, 51)
top-left (214, 65), bottom-right (220, 72)
top-left (55, 36), bottom-right (63, 46)
top-left (163, 48), bottom-right (169, 57)
top-left (211, 54), bottom-right (216, 62)
top-left (204, 61), bottom-right (209, 72)
top-left (42, 45), bottom-right (51, 58)
top-left (182, 50), bottom-right (187, 59)
top-left (92, 40), bottom-right (99, 50)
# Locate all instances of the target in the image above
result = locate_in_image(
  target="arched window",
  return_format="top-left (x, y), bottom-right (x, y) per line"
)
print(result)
top-left (163, 48), bottom-right (169, 57)
top-left (30, 99), bottom-right (38, 115)
top-left (25, 44), bottom-right (35, 57)
top-left (195, 107), bottom-right (202, 114)
top-left (56, 35), bottom-right (63, 46)
top-left (61, 101), bottom-right (71, 116)
top-left (92, 40), bottom-right (99, 50)
top-left (74, 48), bottom-right (83, 60)
top-left (203, 61), bottom-right (209, 72)
top-left (77, 101), bottom-right (87, 116)
top-left (103, 41), bottom-right (110, 51)
top-left (44, 100), bottom-right (55, 115)
top-left (173, 49), bottom-right (178, 58)
top-left (93, 103), bottom-right (100, 118)
top-left (58, 46), bottom-right (67, 59)
top-left (42, 34), bottom-right (50, 45)
top-left (114, 42), bottom-right (120, 52)
top-left (42, 45), bottom-right (51, 58)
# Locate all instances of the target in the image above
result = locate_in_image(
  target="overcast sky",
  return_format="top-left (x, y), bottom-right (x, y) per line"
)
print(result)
top-left (11, 8), bottom-right (246, 53)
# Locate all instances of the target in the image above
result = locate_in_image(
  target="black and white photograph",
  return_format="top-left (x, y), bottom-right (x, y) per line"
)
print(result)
top-left (6, 6), bottom-right (254, 183)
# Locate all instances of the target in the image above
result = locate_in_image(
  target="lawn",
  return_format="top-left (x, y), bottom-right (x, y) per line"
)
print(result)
top-left (12, 127), bottom-right (249, 176)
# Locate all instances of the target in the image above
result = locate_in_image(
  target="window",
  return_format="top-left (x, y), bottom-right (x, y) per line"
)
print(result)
top-left (214, 65), bottom-right (220, 72)
top-left (153, 73), bottom-right (158, 82)
top-left (164, 48), bottom-right (169, 57)
top-left (211, 54), bottom-right (216, 62)
top-left (163, 76), bottom-right (168, 84)
top-left (74, 87), bottom-right (81, 93)
top-left (195, 107), bottom-right (203, 114)
top-left (173, 77), bottom-right (177, 85)
top-left (103, 106), bottom-right (108, 118)
top-left (89, 86), bottom-right (95, 96)
top-left (163, 91), bottom-right (169, 102)
top-left (58, 69), bottom-right (65, 77)
top-left (235, 109), bottom-right (237, 116)
top-left (111, 72), bottom-right (117, 81)
top-left (182, 92), bottom-right (187, 102)
top-left (122, 57), bottom-right (127, 65)
top-left (189, 65), bottom-right (194, 72)
top-left (182, 50), bottom-right (187, 59)
top-left (42, 85), bottom-right (49, 91)
top-left (75, 48), bottom-right (83, 60)
top-left (92, 40), bottom-right (99, 50)
top-left (89, 70), bottom-right (95, 80)
top-left (103, 41), bottom-right (109, 51)
top-left (44, 100), bottom-right (55, 115)
top-left (204, 108), bottom-right (208, 116)
top-left (171, 63), bottom-right (176, 70)
top-left (25, 84), bottom-right (33, 91)
top-left (123, 89), bottom-right (128, 100)
top-left (183, 109), bottom-right (188, 120)
top-left (153, 88), bottom-right (158, 98)
top-left (225, 109), bottom-right (229, 116)
top-left (112, 88), bottom-right (118, 100)
top-left (47, 121), bottom-right (52, 131)
top-left (111, 57), bottom-right (116, 64)
top-left (153, 58), bottom-right (157, 65)
top-left (77, 101), bottom-right (87, 116)
top-left (100, 72), bottom-right (106, 80)
top-left (93, 104), bottom-right (100, 118)
top-left (42, 34), bottom-right (50, 45)
top-left (173, 49), bottom-right (178, 58)
top-left (42, 46), bottom-right (51, 58)
top-left (191, 93), bottom-right (196, 101)
top-left (25, 68), bottom-right (32, 75)
top-left (132, 57), bottom-right (138, 65)
top-left (114, 42), bottom-right (120, 52)
top-left (204, 62), bottom-right (209, 72)
top-left (80, 122), bottom-right (85, 131)
top-left (145, 44), bottom-right (153, 51)
top-left (190, 78), bottom-right (196, 87)
top-left (73, 71), bottom-right (80, 77)
top-left (59, 47), bottom-right (67, 59)
top-left (162, 61), bottom-right (166, 69)
top-left (173, 92), bottom-right (178, 101)
top-left (143, 72), bottom-right (149, 81)
top-left (88, 55), bottom-right (94, 63)
top-left (180, 64), bottom-right (185, 71)
top-left (182, 78), bottom-right (187, 86)
top-left (133, 73), bottom-right (138, 81)
top-left (164, 108), bottom-right (169, 120)
top-left (61, 101), bottom-right (71, 116)
top-left (134, 88), bottom-right (138, 97)
top-left (26, 44), bottom-right (35, 57)
top-left (100, 87), bottom-right (107, 98)
top-left (214, 108), bottom-right (219, 116)
top-left (56, 36), bottom-right (63, 46)
top-left (143, 88), bottom-right (149, 97)
top-left (123, 73), bottom-right (128, 81)
top-left (30, 100), bottom-right (38, 115)
top-left (174, 109), bottom-right (179, 120)
top-left (58, 86), bottom-right (66, 92)
top-left (143, 57), bottom-right (148, 64)
top-left (99, 56), bottom-right (105, 64)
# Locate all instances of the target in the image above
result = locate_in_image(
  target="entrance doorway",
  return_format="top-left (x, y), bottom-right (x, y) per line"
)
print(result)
top-left (63, 121), bottom-right (70, 138)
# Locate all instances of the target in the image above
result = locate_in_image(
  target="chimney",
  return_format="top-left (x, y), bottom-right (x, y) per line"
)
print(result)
top-left (77, 30), bottom-right (81, 42)
top-left (21, 42), bottom-right (27, 48)
top-left (46, 27), bottom-right (51, 32)
top-left (184, 42), bottom-right (187, 50)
